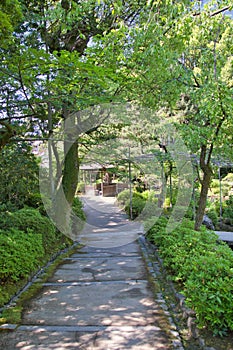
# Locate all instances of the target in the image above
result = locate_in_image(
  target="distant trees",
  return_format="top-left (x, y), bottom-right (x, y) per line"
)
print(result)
top-left (173, 6), bottom-right (233, 230)
top-left (125, 0), bottom-right (233, 230)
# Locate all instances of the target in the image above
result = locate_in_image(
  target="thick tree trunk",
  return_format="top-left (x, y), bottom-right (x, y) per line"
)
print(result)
top-left (52, 141), bottom-right (79, 237)
top-left (62, 140), bottom-right (79, 205)
top-left (52, 106), bottom-right (79, 237)
top-left (194, 144), bottom-right (213, 231)
top-left (194, 167), bottom-right (212, 230)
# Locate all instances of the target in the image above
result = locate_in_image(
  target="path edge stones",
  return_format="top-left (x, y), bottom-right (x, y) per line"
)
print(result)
top-left (138, 235), bottom-right (217, 350)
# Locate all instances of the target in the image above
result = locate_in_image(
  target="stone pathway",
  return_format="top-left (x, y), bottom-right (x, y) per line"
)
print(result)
top-left (0, 195), bottom-right (183, 349)
top-left (215, 231), bottom-right (233, 247)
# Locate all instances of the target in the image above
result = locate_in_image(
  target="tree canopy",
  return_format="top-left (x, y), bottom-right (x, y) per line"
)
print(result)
top-left (0, 0), bottom-right (232, 232)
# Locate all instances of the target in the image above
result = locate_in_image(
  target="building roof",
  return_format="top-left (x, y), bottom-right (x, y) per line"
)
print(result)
top-left (80, 162), bottom-right (115, 171)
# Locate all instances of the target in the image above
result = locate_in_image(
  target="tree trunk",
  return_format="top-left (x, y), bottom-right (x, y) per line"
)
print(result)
top-left (62, 140), bottom-right (79, 205)
top-left (194, 167), bottom-right (212, 230)
top-left (52, 140), bottom-right (79, 237)
top-left (194, 144), bottom-right (213, 231)
top-left (52, 105), bottom-right (80, 237)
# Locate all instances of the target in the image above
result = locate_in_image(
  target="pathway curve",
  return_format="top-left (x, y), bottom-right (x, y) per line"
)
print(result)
top-left (78, 194), bottom-right (144, 248)
top-left (0, 195), bottom-right (183, 349)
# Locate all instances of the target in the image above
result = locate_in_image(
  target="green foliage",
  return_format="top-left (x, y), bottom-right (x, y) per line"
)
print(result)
top-left (0, 143), bottom-right (40, 210)
top-left (222, 173), bottom-right (233, 184)
top-left (117, 189), bottom-right (146, 219)
top-left (209, 178), bottom-right (230, 196)
top-left (70, 196), bottom-right (86, 234)
top-left (0, 206), bottom-right (74, 307)
top-left (71, 197), bottom-right (86, 222)
top-left (0, 228), bottom-right (44, 283)
top-left (144, 215), bottom-right (168, 241)
top-left (207, 208), bottom-right (218, 227)
top-left (117, 189), bottom-right (130, 206)
top-left (174, 203), bottom-right (194, 220)
top-left (207, 194), bottom-right (233, 226)
top-left (0, 0), bottom-right (22, 44)
top-left (118, 189), bottom-right (163, 219)
top-left (76, 182), bottom-right (85, 193)
top-left (223, 195), bottom-right (233, 225)
top-left (0, 208), bottom-right (57, 253)
top-left (125, 195), bottom-right (146, 219)
top-left (146, 217), bottom-right (233, 335)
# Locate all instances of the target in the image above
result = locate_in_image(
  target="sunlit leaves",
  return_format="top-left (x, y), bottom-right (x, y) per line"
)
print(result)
top-left (0, 0), bottom-right (22, 44)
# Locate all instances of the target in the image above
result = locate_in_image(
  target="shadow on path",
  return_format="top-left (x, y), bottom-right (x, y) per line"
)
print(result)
top-left (0, 195), bottom-right (183, 349)
top-left (78, 195), bottom-right (144, 248)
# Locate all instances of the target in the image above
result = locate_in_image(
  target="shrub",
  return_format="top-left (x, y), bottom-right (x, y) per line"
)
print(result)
top-left (0, 143), bottom-right (40, 210)
top-left (71, 196), bottom-right (86, 234)
top-left (72, 197), bottom-right (86, 221)
top-left (24, 192), bottom-right (48, 215)
top-left (117, 189), bottom-right (130, 206)
top-left (223, 196), bottom-right (233, 225)
top-left (222, 173), bottom-right (233, 184)
top-left (141, 200), bottom-right (161, 220)
top-left (0, 208), bottom-right (57, 253)
top-left (144, 215), bottom-right (168, 240)
top-left (76, 182), bottom-right (85, 193)
top-left (0, 228), bottom-right (44, 283)
top-left (146, 217), bottom-right (233, 335)
top-left (125, 194), bottom-right (146, 219)
top-left (118, 189), bottom-right (161, 219)
top-left (207, 208), bottom-right (218, 227)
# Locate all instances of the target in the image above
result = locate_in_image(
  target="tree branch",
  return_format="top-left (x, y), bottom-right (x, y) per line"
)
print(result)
top-left (210, 6), bottom-right (230, 17)
top-left (18, 62), bottom-right (37, 115)
top-left (193, 6), bottom-right (230, 17)
top-left (206, 101), bottom-right (228, 165)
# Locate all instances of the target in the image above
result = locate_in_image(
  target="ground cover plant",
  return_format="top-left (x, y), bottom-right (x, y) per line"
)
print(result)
top-left (145, 217), bottom-right (233, 336)
top-left (0, 208), bottom-right (57, 254)
top-left (0, 198), bottom-right (86, 309)
top-left (117, 189), bottom-right (159, 219)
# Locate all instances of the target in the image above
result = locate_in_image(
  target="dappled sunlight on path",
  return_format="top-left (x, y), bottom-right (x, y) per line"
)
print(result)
top-left (78, 194), bottom-right (144, 248)
top-left (0, 195), bottom-right (183, 350)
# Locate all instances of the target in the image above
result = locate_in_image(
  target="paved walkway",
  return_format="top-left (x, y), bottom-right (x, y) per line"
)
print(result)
top-left (0, 195), bottom-right (183, 349)
top-left (78, 194), bottom-right (144, 248)
top-left (215, 231), bottom-right (233, 246)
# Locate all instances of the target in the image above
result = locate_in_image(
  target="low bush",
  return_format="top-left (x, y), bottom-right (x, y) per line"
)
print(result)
top-left (72, 197), bottom-right (86, 222)
top-left (0, 228), bottom-right (44, 283)
top-left (206, 208), bottom-right (219, 227)
top-left (125, 195), bottom-right (146, 219)
top-left (76, 182), bottom-right (85, 194)
top-left (0, 143), bottom-right (40, 210)
top-left (0, 208), bottom-right (57, 253)
top-left (117, 189), bottom-right (161, 219)
top-left (117, 189), bottom-right (130, 206)
top-left (223, 196), bottom-right (233, 225)
top-left (222, 173), bottom-right (233, 185)
top-left (146, 217), bottom-right (233, 335)
top-left (71, 196), bottom-right (86, 234)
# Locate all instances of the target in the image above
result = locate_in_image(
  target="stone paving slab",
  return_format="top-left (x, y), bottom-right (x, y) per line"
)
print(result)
top-left (49, 256), bottom-right (146, 282)
top-left (215, 231), bottom-right (233, 243)
top-left (77, 225), bottom-right (143, 248)
top-left (71, 241), bottom-right (141, 257)
top-left (0, 240), bottom-right (180, 349)
top-left (0, 196), bottom-right (182, 349)
top-left (0, 325), bottom-right (172, 350)
top-left (22, 280), bottom-right (163, 327)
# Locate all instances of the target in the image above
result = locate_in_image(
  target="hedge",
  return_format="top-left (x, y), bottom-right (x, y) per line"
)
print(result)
top-left (0, 228), bottom-right (44, 283)
top-left (146, 217), bottom-right (233, 336)
top-left (0, 207), bottom-right (57, 253)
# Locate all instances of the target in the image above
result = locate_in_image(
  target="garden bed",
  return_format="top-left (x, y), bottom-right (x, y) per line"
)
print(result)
top-left (145, 217), bottom-right (233, 341)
